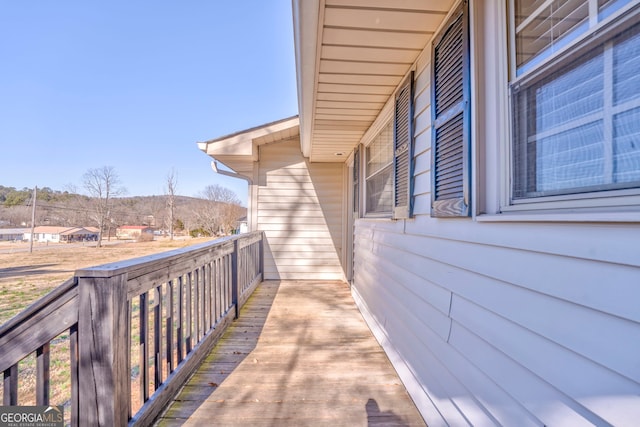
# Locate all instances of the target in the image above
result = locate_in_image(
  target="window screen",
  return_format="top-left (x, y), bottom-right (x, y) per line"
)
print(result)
top-left (365, 123), bottom-right (393, 214)
top-left (512, 7), bottom-right (640, 199)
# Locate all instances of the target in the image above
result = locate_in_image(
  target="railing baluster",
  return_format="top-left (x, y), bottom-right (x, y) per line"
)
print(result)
top-left (215, 258), bottom-right (221, 323)
top-left (194, 269), bottom-right (200, 342)
top-left (177, 276), bottom-right (184, 363)
top-left (223, 257), bottom-right (227, 320)
top-left (70, 324), bottom-right (79, 427)
top-left (213, 261), bottom-right (218, 324)
top-left (201, 267), bottom-right (206, 332)
top-left (3, 364), bottom-right (18, 405)
top-left (228, 254), bottom-right (232, 310)
top-left (154, 285), bottom-right (162, 390)
top-left (229, 254), bottom-right (233, 309)
top-left (232, 240), bottom-right (239, 318)
top-left (202, 263), bottom-right (212, 333)
top-left (238, 247), bottom-right (243, 293)
top-left (186, 272), bottom-right (192, 354)
top-left (202, 266), bottom-right (208, 331)
top-left (245, 246), bottom-right (249, 290)
top-left (201, 267), bottom-right (205, 333)
top-left (216, 258), bottom-right (226, 319)
top-left (223, 255), bottom-right (228, 311)
top-left (260, 235), bottom-right (264, 279)
top-left (36, 343), bottom-right (50, 405)
top-left (206, 263), bottom-right (210, 328)
top-left (254, 243), bottom-right (258, 277)
top-left (211, 259), bottom-right (216, 325)
top-left (166, 280), bottom-right (174, 374)
top-left (214, 259), bottom-right (219, 326)
top-left (227, 254), bottom-right (232, 310)
top-left (140, 292), bottom-right (149, 403)
top-left (222, 255), bottom-right (227, 311)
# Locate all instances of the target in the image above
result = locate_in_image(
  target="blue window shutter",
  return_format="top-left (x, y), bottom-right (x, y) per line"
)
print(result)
top-left (393, 72), bottom-right (415, 219)
top-left (431, 1), bottom-right (471, 217)
top-left (353, 145), bottom-right (361, 217)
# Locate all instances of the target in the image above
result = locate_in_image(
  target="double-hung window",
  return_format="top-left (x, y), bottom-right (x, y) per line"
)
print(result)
top-left (510, 0), bottom-right (640, 204)
top-left (365, 122), bottom-right (394, 215)
top-left (362, 73), bottom-right (415, 218)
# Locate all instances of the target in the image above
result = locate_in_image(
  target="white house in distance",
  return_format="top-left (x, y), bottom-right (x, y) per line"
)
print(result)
top-left (24, 226), bottom-right (99, 243)
top-left (0, 228), bottom-right (29, 241)
top-left (199, 1), bottom-right (640, 426)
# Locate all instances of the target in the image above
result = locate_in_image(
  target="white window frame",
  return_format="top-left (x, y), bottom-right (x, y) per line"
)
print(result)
top-left (500, 0), bottom-right (640, 217)
top-left (354, 100), bottom-right (393, 219)
top-left (363, 120), bottom-right (394, 218)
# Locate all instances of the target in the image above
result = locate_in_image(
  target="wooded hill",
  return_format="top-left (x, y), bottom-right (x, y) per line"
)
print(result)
top-left (0, 185), bottom-right (246, 237)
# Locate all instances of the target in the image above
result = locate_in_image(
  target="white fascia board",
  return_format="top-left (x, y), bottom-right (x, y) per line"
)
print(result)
top-left (201, 135), bottom-right (254, 157)
top-left (292, 0), bottom-right (320, 159)
top-left (197, 116), bottom-right (300, 160)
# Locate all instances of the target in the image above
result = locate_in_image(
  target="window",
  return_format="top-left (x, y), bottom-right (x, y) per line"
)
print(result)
top-left (365, 122), bottom-right (393, 215)
top-left (357, 73), bottom-right (414, 219)
top-left (431, 1), bottom-right (471, 217)
top-left (510, 0), bottom-right (640, 202)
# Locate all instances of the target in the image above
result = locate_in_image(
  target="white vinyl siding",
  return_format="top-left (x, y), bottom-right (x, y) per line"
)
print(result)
top-left (351, 2), bottom-right (640, 425)
top-left (257, 138), bottom-right (344, 281)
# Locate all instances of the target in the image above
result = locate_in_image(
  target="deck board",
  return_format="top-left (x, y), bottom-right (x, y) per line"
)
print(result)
top-left (155, 280), bottom-right (426, 426)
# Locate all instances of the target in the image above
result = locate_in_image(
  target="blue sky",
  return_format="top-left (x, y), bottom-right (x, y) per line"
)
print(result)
top-left (0, 1), bottom-right (298, 205)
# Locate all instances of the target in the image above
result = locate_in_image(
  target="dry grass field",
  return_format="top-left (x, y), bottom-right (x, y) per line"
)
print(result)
top-left (0, 237), bottom-right (214, 324)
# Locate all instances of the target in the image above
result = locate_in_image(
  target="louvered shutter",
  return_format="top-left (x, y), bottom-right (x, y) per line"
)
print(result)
top-left (431, 1), bottom-right (471, 217)
top-left (353, 145), bottom-right (360, 217)
top-left (393, 72), bottom-right (414, 219)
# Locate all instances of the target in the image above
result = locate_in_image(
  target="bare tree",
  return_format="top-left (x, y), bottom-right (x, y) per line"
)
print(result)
top-left (82, 166), bottom-right (126, 247)
top-left (196, 184), bottom-right (244, 236)
top-left (165, 169), bottom-right (178, 240)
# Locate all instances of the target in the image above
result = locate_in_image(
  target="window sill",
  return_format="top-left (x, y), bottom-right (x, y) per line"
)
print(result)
top-left (361, 214), bottom-right (393, 221)
top-left (476, 211), bottom-right (640, 223)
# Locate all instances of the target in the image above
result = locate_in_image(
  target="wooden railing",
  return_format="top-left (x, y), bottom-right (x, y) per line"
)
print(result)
top-left (0, 231), bottom-right (264, 426)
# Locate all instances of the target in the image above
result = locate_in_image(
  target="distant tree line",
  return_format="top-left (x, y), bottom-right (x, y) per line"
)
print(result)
top-left (0, 186), bottom-right (77, 207)
top-left (0, 168), bottom-right (246, 240)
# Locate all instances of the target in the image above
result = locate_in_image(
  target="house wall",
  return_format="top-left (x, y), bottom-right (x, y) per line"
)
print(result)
top-left (45, 233), bottom-right (61, 243)
top-left (256, 137), bottom-right (344, 280)
top-left (0, 232), bottom-right (25, 241)
top-left (116, 230), bottom-right (139, 239)
top-left (352, 2), bottom-right (640, 426)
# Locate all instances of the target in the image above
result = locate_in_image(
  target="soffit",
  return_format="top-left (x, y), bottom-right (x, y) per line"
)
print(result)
top-left (297, 0), bottom-right (455, 162)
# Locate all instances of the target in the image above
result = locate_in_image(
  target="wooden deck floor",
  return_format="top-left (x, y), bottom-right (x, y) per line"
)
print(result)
top-left (155, 281), bottom-right (426, 426)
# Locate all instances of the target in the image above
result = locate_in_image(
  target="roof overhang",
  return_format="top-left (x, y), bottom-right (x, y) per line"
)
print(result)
top-left (198, 116), bottom-right (300, 179)
top-left (292, 0), bottom-right (455, 162)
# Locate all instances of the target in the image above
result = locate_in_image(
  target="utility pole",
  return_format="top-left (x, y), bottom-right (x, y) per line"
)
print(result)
top-left (29, 186), bottom-right (37, 253)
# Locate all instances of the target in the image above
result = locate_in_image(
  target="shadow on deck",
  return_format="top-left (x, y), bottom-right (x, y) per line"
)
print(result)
top-left (155, 280), bottom-right (426, 427)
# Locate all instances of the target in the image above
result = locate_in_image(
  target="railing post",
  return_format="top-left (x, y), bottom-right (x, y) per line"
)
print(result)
top-left (232, 239), bottom-right (239, 319)
top-left (77, 272), bottom-right (130, 427)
